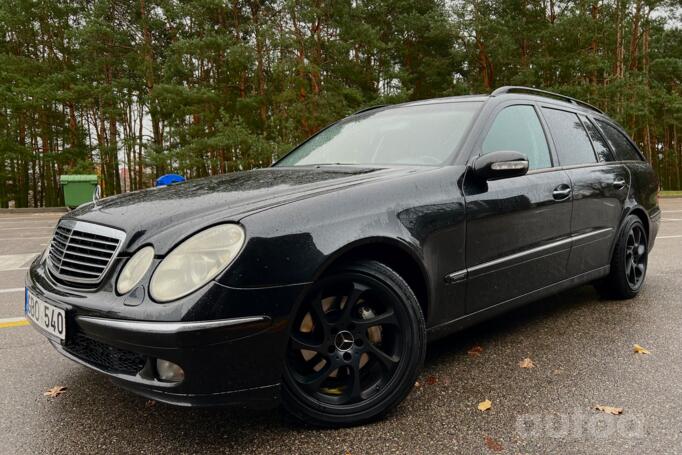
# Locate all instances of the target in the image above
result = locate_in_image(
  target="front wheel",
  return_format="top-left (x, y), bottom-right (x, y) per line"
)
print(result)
top-left (282, 260), bottom-right (426, 427)
top-left (597, 215), bottom-right (648, 299)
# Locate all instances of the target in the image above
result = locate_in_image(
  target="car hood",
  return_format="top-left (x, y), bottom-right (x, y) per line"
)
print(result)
top-left (65, 166), bottom-right (423, 253)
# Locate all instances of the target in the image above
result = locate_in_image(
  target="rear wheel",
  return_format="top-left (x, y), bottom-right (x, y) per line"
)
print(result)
top-left (282, 260), bottom-right (426, 427)
top-left (597, 215), bottom-right (648, 299)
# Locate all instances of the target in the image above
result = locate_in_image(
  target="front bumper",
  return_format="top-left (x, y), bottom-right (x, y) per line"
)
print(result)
top-left (26, 260), bottom-right (308, 408)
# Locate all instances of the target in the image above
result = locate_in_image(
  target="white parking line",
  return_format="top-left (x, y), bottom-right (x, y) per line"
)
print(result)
top-left (0, 222), bottom-right (54, 226)
top-left (657, 235), bottom-right (682, 239)
top-left (0, 288), bottom-right (24, 294)
top-left (0, 254), bottom-right (37, 271)
top-left (0, 223), bottom-right (55, 231)
top-left (0, 218), bottom-right (63, 222)
top-left (0, 226), bottom-right (55, 231)
top-left (0, 226), bottom-right (53, 231)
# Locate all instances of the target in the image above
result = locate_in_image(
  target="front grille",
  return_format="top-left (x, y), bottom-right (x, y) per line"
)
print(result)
top-left (65, 332), bottom-right (146, 376)
top-left (47, 220), bottom-right (126, 288)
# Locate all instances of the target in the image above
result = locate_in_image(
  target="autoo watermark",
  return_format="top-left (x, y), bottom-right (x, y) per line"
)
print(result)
top-left (516, 409), bottom-right (645, 439)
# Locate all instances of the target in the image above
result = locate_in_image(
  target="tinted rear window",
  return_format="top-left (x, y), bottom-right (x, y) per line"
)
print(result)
top-left (542, 108), bottom-right (597, 166)
top-left (595, 120), bottom-right (642, 161)
top-left (581, 116), bottom-right (613, 162)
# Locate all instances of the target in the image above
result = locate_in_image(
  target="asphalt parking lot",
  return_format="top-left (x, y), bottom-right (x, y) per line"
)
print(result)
top-left (2, 201), bottom-right (682, 454)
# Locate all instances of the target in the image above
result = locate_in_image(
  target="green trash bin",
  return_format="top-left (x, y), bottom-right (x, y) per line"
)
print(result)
top-left (60, 175), bottom-right (99, 208)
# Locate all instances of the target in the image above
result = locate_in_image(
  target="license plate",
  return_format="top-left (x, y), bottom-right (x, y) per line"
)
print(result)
top-left (25, 289), bottom-right (66, 341)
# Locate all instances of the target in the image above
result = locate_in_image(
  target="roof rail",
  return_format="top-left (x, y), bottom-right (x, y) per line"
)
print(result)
top-left (490, 86), bottom-right (603, 114)
top-left (352, 104), bottom-right (387, 115)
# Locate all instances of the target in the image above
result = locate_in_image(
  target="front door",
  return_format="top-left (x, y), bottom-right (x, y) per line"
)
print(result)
top-left (463, 103), bottom-right (572, 314)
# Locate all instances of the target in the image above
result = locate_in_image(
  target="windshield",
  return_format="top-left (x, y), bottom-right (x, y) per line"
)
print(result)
top-left (275, 102), bottom-right (482, 167)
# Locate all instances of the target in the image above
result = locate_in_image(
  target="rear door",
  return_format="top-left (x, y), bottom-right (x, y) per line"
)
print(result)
top-left (463, 103), bottom-right (572, 313)
top-left (540, 107), bottom-right (630, 276)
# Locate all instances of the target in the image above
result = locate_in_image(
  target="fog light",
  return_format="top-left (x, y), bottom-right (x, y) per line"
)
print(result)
top-left (156, 359), bottom-right (184, 382)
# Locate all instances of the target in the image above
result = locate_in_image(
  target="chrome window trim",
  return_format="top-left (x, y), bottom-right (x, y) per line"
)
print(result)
top-left (47, 220), bottom-right (126, 285)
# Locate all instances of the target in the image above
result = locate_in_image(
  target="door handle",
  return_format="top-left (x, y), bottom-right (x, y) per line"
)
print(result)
top-left (613, 178), bottom-right (626, 190)
top-left (552, 185), bottom-right (572, 200)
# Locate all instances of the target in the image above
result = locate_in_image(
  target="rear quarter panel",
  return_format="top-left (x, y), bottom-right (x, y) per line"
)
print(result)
top-left (624, 161), bottom-right (660, 247)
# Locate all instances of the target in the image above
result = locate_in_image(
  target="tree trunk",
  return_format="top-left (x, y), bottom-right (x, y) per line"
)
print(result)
top-left (628, 0), bottom-right (643, 71)
top-left (476, 33), bottom-right (494, 90)
top-left (615, 0), bottom-right (625, 79)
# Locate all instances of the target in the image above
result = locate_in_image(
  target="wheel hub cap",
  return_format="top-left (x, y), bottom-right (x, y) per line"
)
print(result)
top-left (334, 330), bottom-right (354, 351)
top-left (286, 279), bottom-right (403, 406)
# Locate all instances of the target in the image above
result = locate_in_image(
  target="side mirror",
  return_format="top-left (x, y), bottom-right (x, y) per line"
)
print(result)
top-left (472, 150), bottom-right (529, 180)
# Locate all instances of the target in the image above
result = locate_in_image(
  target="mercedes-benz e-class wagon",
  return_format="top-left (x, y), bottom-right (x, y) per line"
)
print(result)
top-left (26, 86), bottom-right (660, 426)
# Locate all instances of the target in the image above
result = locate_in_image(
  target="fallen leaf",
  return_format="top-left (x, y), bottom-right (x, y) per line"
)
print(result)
top-left (425, 375), bottom-right (438, 385)
top-left (633, 344), bottom-right (650, 355)
top-left (145, 400), bottom-right (156, 408)
top-left (44, 386), bottom-right (67, 398)
top-left (595, 405), bottom-right (623, 415)
top-left (484, 435), bottom-right (504, 452)
top-left (414, 381), bottom-right (420, 388)
top-left (468, 345), bottom-right (484, 357)
top-left (519, 358), bottom-right (535, 369)
top-left (478, 399), bottom-right (492, 411)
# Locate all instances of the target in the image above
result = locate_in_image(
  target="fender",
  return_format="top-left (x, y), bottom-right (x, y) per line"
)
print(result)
top-left (310, 236), bottom-right (432, 320)
top-left (609, 203), bottom-right (650, 260)
top-left (281, 235), bottom-right (432, 346)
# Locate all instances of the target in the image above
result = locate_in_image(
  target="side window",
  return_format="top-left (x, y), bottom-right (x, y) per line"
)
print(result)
top-left (595, 120), bottom-right (642, 161)
top-left (581, 116), bottom-right (614, 162)
top-left (542, 108), bottom-right (597, 166)
top-left (482, 105), bottom-right (551, 170)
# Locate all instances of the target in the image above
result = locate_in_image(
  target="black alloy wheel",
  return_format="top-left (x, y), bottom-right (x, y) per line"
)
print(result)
top-left (624, 223), bottom-right (647, 290)
top-left (598, 215), bottom-right (648, 299)
top-left (282, 260), bottom-right (425, 426)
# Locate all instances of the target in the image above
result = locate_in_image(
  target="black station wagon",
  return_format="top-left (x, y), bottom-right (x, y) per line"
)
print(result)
top-left (26, 86), bottom-right (660, 426)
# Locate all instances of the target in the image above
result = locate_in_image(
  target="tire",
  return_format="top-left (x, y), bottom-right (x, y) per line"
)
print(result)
top-left (282, 260), bottom-right (426, 427)
top-left (597, 215), bottom-right (648, 299)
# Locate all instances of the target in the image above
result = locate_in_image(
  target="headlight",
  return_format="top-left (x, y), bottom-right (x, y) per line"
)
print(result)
top-left (149, 224), bottom-right (245, 302)
top-left (116, 246), bottom-right (155, 295)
